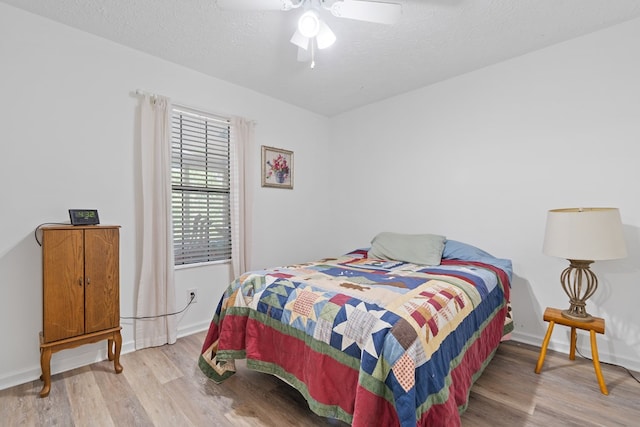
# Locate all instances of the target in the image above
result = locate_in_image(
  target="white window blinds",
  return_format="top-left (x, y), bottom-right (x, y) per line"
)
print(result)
top-left (171, 107), bottom-right (231, 266)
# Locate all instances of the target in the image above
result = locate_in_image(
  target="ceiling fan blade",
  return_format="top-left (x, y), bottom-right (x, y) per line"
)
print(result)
top-left (217, 0), bottom-right (295, 11)
top-left (329, 0), bottom-right (402, 24)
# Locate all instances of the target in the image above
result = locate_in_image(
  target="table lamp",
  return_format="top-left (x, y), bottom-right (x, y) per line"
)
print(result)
top-left (543, 207), bottom-right (627, 322)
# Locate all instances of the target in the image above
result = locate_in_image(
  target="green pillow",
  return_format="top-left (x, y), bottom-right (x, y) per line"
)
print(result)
top-left (368, 232), bottom-right (446, 266)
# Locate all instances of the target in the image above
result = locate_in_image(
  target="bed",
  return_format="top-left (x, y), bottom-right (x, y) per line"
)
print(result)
top-left (198, 234), bottom-right (513, 426)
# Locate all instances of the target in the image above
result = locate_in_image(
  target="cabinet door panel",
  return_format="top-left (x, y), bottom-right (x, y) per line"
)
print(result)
top-left (42, 229), bottom-right (84, 342)
top-left (84, 228), bottom-right (120, 333)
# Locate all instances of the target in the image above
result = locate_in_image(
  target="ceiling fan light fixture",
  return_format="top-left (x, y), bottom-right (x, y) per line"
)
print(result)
top-left (290, 28), bottom-right (310, 50)
top-left (316, 21), bottom-right (336, 49)
top-left (298, 10), bottom-right (320, 37)
top-left (219, 0), bottom-right (403, 67)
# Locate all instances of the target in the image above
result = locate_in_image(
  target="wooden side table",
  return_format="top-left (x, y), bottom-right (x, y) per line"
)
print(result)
top-left (535, 307), bottom-right (608, 395)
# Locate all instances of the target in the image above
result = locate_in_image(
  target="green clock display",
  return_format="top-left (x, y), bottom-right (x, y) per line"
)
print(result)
top-left (69, 209), bottom-right (100, 225)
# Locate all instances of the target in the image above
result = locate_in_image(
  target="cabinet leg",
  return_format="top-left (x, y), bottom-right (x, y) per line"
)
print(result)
top-left (108, 338), bottom-right (114, 361)
top-left (112, 331), bottom-right (123, 374)
top-left (39, 347), bottom-right (52, 398)
top-left (535, 321), bottom-right (555, 374)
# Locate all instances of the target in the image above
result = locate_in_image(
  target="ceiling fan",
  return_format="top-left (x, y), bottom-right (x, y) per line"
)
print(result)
top-left (217, 0), bottom-right (402, 68)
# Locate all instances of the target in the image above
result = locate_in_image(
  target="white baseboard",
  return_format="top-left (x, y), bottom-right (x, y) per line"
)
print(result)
top-left (3, 324), bottom-right (635, 392)
top-left (177, 320), bottom-right (210, 339)
top-left (511, 331), bottom-right (640, 373)
top-left (0, 324), bottom-right (211, 392)
top-left (0, 339), bottom-right (135, 392)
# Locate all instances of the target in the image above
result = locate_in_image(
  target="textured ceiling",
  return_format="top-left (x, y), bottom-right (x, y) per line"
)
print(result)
top-left (3, 0), bottom-right (640, 116)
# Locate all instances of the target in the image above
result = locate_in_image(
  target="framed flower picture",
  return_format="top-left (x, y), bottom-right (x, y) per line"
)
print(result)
top-left (261, 145), bottom-right (293, 189)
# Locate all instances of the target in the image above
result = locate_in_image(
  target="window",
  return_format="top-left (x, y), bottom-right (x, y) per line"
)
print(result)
top-left (171, 106), bottom-right (231, 266)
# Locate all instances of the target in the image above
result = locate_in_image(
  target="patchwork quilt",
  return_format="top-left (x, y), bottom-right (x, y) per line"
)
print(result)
top-left (199, 249), bottom-right (512, 427)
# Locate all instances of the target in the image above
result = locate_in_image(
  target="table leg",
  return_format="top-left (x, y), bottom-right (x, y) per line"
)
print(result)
top-left (535, 320), bottom-right (555, 374)
top-left (590, 329), bottom-right (608, 395)
top-left (569, 327), bottom-right (577, 360)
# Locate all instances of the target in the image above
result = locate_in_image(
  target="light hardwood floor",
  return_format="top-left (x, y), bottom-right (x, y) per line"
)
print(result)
top-left (1, 331), bottom-right (638, 426)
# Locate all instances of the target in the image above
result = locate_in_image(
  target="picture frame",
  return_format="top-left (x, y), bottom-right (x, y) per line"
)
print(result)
top-left (261, 145), bottom-right (293, 189)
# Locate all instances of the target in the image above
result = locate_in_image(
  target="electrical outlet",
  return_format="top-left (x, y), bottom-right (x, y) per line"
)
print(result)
top-left (187, 289), bottom-right (198, 303)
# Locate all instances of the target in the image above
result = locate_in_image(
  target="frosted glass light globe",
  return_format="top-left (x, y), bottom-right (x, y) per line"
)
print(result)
top-left (298, 10), bottom-right (320, 38)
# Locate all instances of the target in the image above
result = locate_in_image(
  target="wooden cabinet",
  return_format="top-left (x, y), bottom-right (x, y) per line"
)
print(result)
top-left (39, 225), bottom-right (123, 397)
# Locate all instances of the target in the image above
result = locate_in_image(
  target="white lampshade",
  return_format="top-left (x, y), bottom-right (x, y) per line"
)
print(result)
top-left (543, 208), bottom-right (627, 261)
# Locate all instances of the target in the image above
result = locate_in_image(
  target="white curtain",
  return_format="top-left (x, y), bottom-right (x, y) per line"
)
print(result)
top-left (135, 94), bottom-right (177, 349)
top-left (230, 117), bottom-right (255, 278)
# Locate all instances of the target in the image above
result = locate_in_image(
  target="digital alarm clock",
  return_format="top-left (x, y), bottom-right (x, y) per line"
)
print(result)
top-left (69, 209), bottom-right (100, 225)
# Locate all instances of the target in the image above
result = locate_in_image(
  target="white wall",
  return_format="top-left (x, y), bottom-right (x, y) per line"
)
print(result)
top-left (0, 3), bottom-right (332, 390)
top-left (327, 18), bottom-right (640, 371)
top-left (2, 3), bottom-right (639, 393)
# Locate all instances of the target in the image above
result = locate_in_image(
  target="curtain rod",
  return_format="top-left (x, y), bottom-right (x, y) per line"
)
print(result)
top-left (135, 89), bottom-right (157, 98)
top-left (134, 89), bottom-right (255, 125)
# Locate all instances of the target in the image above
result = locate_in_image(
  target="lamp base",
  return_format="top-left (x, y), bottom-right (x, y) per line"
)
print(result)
top-left (559, 259), bottom-right (598, 323)
top-left (561, 308), bottom-right (594, 323)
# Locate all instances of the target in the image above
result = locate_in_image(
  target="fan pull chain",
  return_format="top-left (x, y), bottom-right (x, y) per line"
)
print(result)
top-left (310, 40), bottom-right (316, 69)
